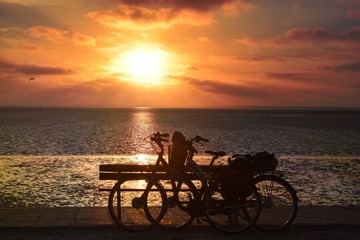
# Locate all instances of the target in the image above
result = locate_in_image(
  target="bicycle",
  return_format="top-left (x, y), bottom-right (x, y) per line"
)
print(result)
top-left (142, 133), bottom-right (261, 233)
top-left (108, 132), bottom-right (197, 231)
top-left (199, 150), bottom-right (262, 233)
top-left (230, 153), bottom-right (299, 231)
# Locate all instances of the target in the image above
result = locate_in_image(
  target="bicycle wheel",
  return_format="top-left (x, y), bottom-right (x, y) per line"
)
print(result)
top-left (254, 174), bottom-right (298, 231)
top-left (108, 180), bottom-right (167, 231)
top-left (204, 182), bottom-right (261, 233)
top-left (150, 178), bottom-right (198, 230)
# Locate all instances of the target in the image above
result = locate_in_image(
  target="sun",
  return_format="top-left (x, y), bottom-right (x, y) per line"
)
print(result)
top-left (115, 47), bottom-right (168, 84)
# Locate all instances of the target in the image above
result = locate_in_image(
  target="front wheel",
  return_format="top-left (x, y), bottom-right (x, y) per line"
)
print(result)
top-left (108, 180), bottom-right (167, 231)
top-left (149, 178), bottom-right (197, 230)
top-left (254, 174), bottom-right (298, 231)
top-left (204, 182), bottom-right (261, 233)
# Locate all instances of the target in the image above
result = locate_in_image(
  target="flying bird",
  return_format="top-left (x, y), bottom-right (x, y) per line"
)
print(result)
top-left (29, 77), bottom-right (35, 81)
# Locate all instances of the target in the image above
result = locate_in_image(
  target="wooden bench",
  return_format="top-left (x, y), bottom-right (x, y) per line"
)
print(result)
top-left (99, 164), bottom-right (228, 182)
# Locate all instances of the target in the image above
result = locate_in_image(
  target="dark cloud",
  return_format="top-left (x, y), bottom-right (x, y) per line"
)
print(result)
top-left (236, 55), bottom-right (285, 62)
top-left (0, 2), bottom-right (56, 28)
top-left (119, 0), bottom-right (238, 11)
top-left (179, 76), bottom-right (272, 98)
top-left (0, 58), bottom-right (16, 69)
top-left (0, 58), bottom-right (74, 75)
top-left (321, 61), bottom-right (360, 72)
top-left (286, 27), bottom-right (360, 42)
top-left (266, 72), bottom-right (305, 80)
top-left (16, 65), bottom-right (73, 75)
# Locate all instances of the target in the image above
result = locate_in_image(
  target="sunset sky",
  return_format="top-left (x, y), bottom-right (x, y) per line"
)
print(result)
top-left (1, 0), bottom-right (360, 108)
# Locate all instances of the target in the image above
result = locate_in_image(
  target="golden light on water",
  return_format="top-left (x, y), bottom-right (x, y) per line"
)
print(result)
top-left (134, 154), bottom-right (153, 164)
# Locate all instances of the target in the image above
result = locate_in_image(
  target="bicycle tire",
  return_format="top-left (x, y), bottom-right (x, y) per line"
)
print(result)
top-left (254, 174), bottom-right (298, 231)
top-left (147, 178), bottom-right (197, 230)
top-left (204, 182), bottom-right (261, 233)
top-left (108, 180), bottom-right (167, 231)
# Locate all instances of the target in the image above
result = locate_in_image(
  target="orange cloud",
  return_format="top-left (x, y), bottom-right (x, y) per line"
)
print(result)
top-left (88, 5), bottom-right (213, 29)
top-left (72, 33), bottom-right (96, 46)
top-left (17, 44), bottom-right (39, 52)
top-left (119, 0), bottom-right (243, 12)
top-left (29, 26), bottom-right (68, 40)
top-left (88, 0), bottom-right (250, 29)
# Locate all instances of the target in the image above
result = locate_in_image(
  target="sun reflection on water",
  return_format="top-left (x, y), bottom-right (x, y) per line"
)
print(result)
top-left (129, 108), bottom-right (157, 154)
top-left (134, 154), bottom-right (154, 164)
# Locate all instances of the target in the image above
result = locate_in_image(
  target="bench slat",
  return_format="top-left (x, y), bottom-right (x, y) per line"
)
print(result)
top-left (99, 164), bottom-right (167, 172)
top-left (99, 164), bottom-right (226, 173)
top-left (99, 164), bottom-right (229, 181)
top-left (99, 172), bottom-right (200, 181)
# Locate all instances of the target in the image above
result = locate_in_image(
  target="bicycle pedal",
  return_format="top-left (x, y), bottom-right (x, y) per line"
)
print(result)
top-left (195, 217), bottom-right (202, 224)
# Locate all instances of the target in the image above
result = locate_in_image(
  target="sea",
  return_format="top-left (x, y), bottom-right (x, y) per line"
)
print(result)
top-left (0, 107), bottom-right (359, 207)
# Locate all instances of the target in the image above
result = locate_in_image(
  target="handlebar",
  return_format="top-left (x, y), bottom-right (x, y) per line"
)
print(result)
top-left (186, 135), bottom-right (209, 155)
top-left (150, 132), bottom-right (169, 143)
top-left (190, 135), bottom-right (209, 143)
top-left (154, 132), bottom-right (170, 138)
top-left (147, 132), bottom-right (169, 156)
top-left (205, 150), bottom-right (226, 166)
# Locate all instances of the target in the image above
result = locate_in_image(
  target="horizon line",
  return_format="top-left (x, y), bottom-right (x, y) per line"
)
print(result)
top-left (0, 105), bottom-right (360, 110)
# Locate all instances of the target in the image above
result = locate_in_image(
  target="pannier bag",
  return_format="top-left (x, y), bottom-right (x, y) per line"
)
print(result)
top-left (218, 151), bottom-right (278, 200)
top-left (168, 131), bottom-right (188, 172)
top-left (218, 167), bottom-right (253, 201)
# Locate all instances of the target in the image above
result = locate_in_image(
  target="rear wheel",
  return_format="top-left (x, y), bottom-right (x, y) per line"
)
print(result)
top-left (108, 180), bottom-right (167, 231)
top-left (204, 182), bottom-right (261, 233)
top-left (254, 175), bottom-right (298, 231)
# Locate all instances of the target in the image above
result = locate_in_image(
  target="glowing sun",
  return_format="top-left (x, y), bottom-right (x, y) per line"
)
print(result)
top-left (118, 47), bottom-right (168, 84)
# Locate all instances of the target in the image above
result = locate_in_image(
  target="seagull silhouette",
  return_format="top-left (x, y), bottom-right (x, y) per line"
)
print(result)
top-left (29, 77), bottom-right (35, 81)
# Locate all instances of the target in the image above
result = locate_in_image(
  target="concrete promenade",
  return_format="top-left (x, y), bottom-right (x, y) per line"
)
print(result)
top-left (0, 206), bottom-right (359, 240)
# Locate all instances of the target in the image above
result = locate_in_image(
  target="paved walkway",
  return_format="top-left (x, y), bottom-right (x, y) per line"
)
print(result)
top-left (0, 206), bottom-right (359, 240)
top-left (0, 206), bottom-right (359, 227)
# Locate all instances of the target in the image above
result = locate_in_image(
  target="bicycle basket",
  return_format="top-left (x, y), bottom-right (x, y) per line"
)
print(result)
top-left (231, 151), bottom-right (278, 172)
top-left (248, 151), bottom-right (278, 172)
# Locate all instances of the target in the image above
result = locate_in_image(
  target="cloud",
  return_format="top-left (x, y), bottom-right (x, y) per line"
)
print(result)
top-left (177, 75), bottom-right (272, 98)
top-left (0, 58), bottom-right (74, 75)
top-left (29, 25), bottom-right (68, 40)
top-left (285, 27), bottom-right (360, 42)
top-left (266, 72), bottom-right (306, 80)
top-left (119, 0), bottom-right (241, 12)
top-left (16, 44), bottom-right (39, 52)
top-left (72, 32), bottom-right (96, 46)
top-left (347, 8), bottom-right (360, 20)
top-left (0, 2), bottom-right (56, 28)
top-left (27, 25), bottom-right (97, 47)
top-left (88, 0), bottom-right (249, 29)
top-left (321, 61), bottom-right (360, 72)
top-left (235, 55), bottom-right (285, 62)
top-left (336, 0), bottom-right (360, 4)
top-left (88, 5), bottom-right (213, 29)
top-left (235, 27), bottom-right (360, 49)
top-left (16, 65), bottom-right (74, 75)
